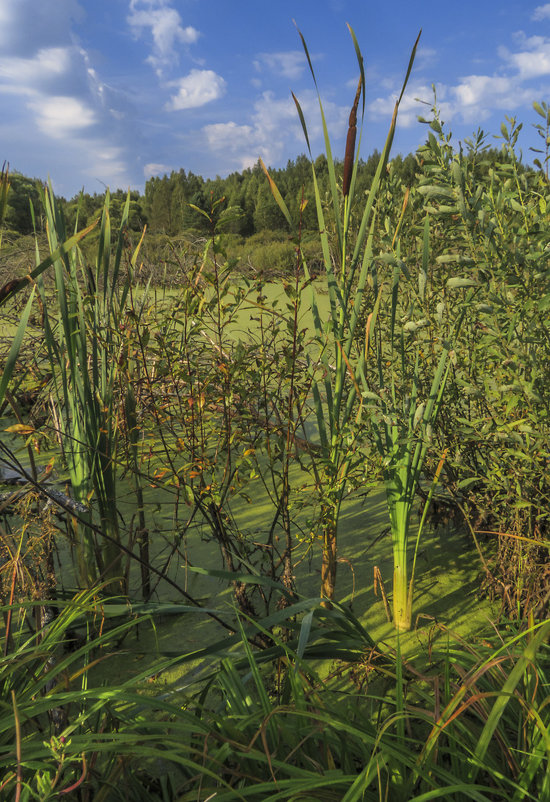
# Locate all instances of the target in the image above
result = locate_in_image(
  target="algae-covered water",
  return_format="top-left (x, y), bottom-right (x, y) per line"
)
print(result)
top-left (0, 276), bottom-right (495, 685)
top-left (96, 469), bottom-right (492, 686)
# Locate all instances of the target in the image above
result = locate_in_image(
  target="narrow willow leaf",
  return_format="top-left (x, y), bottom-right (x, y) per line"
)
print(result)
top-left (4, 424), bottom-right (35, 435)
top-left (188, 203), bottom-right (211, 220)
top-left (446, 277), bottom-right (478, 289)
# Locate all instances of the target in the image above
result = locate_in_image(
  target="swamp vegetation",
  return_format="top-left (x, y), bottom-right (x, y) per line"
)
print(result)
top-left (0, 28), bottom-right (549, 801)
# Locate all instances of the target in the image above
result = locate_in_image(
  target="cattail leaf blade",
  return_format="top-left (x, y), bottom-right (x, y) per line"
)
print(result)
top-left (347, 23), bottom-right (366, 119)
top-left (291, 92), bottom-right (312, 154)
top-left (259, 158), bottom-right (293, 229)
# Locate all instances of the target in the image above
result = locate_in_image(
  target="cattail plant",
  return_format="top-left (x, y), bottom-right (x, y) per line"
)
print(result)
top-left (361, 217), bottom-right (457, 630)
top-left (263, 26), bottom-right (420, 608)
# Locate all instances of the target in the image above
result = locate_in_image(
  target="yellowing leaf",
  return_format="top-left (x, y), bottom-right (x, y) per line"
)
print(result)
top-left (4, 424), bottom-right (35, 435)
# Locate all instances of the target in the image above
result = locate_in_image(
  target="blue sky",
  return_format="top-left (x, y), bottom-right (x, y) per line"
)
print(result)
top-left (1, 0), bottom-right (550, 199)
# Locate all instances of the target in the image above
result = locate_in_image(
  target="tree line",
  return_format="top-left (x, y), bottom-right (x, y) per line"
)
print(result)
top-left (3, 145), bottom-right (533, 248)
top-left (0, 150), bottom-right (432, 238)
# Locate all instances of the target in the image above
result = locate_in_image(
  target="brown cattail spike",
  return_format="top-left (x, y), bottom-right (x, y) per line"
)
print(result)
top-left (342, 76), bottom-right (362, 198)
top-left (0, 279), bottom-right (20, 304)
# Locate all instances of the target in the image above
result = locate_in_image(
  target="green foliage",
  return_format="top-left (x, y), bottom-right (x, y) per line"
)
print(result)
top-left (246, 232), bottom-right (297, 275)
top-left (408, 105), bottom-right (550, 618)
top-left (36, 186), bottom-right (144, 592)
top-left (2, 171), bottom-right (43, 235)
top-left (2, 25), bottom-right (550, 802)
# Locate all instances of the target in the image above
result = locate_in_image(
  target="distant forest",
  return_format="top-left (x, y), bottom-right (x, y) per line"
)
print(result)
top-left (4, 144), bottom-right (526, 238)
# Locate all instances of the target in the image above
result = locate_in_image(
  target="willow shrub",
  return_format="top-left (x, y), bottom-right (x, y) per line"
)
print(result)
top-left (409, 107), bottom-right (550, 618)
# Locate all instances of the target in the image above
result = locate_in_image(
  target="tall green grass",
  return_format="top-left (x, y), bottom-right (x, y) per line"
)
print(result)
top-left (3, 588), bottom-right (547, 800)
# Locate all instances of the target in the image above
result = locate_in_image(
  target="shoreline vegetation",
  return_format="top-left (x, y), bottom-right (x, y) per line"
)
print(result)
top-left (0, 26), bottom-right (549, 800)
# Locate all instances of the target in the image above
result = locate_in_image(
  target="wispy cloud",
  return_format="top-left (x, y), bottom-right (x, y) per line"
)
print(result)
top-left (415, 46), bottom-right (438, 70)
top-left (165, 69), bottom-right (226, 110)
top-left (203, 122), bottom-right (257, 167)
top-left (128, 0), bottom-right (200, 75)
top-left (28, 96), bottom-right (96, 138)
top-left (0, 47), bottom-right (73, 88)
top-left (203, 89), bottom-right (348, 170)
top-left (501, 34), bottom-right (550, 78)
top-left (369, 83), bottom-right (447, 128)
top-left (144, 162), bottom-right (173, 179)
top-left (253, 51), bottom-right (307, 80)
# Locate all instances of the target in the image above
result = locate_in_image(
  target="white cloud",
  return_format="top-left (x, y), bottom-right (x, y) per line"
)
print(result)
top-left (369, 84), bottom-right (444, 128)
top-left (203, 89), bottom-right (349, 171)
top-left (165, 69), bottom-right (226, 110)
top-left (256, 90), bottom-right (348, 141)
top-left (502, 34), bottom-right (550, 78)
top-left (28, 96), bottom-right (96, 138)
top-left (451, 75), bottom-right (532, 122)
top-left (144, 162), bottom-right (172, 178)
top-left (369, 32), bottom-right (550, 130)
top-left (532, 4), bottom-right (550, 20)
top-left (83, 144), bottom-right (130, 185)
top-left (253, 51), bottom-right (307, 80)
top-left (203, 122), bottom-right (257, 167)
top-left (203, 120), bottom-right (271, 171)
top-left (0, 47), bottom-right (72, 86)
top-left (204, 121), bottom-right (255, 149)
top-left (128, 0), bottom-right (199, 73)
